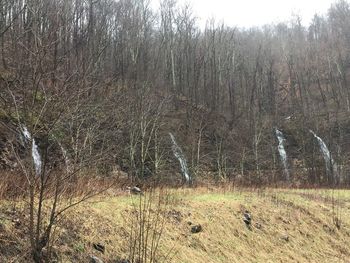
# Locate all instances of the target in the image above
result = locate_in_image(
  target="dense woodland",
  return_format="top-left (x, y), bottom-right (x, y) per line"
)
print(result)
top-left (1, 0), bottom-right (350, 187)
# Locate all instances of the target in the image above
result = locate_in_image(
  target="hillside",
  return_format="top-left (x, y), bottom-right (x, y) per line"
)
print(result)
top-left (2, 0), bottom-right (350, 262)
top-left (2, 0), bottom-right (350, 188)
top-left (1, 188), bottom-right (349, 262)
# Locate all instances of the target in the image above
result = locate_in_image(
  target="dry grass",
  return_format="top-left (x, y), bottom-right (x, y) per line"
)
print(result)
top-left (1, 187), bottom-right (350, 262)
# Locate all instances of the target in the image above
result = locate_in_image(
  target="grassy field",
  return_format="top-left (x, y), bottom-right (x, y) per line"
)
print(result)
top-left (1, 188), bottom-right (350, 262)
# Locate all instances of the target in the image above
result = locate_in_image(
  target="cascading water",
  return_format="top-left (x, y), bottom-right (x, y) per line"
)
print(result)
top-left (22, 126), bottom-right (42, 176)
top-left (31, 139), bottom-right (42, 176)
top-left (169, 133), bottom-right (191, 183)
top-left (22, 126), bottom-right (31, 141)
top-left (309, 130), bottom-right (337, 182)
top-left (275, 129), bottom-right (289, 181)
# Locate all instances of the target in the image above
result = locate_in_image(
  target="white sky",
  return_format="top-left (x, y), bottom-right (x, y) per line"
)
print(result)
top-left (151, 0), bottom-right (336, 28)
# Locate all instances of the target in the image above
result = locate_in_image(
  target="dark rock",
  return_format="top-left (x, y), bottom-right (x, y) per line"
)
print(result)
top-left (187, 221), bottom-right (192, 225)
top-left (93, 243), bottom-right (105, 253)
top-left (126, 186), bottom-right (142, 195)
top-left (168, 209), bottom-right (182, 222)
top-left (281, 233), bottom-right (289, 242)
top-left (243, 210), bottom-right (251, 226)
top-left (90, 255), bottom-right (103, 263)
top-left (191, 224), bottom-right (202, 233)
top-left (255, 222), bottom-right (262, 229)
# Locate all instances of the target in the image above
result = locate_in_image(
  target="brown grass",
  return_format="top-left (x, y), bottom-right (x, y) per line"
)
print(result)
top-left (1, 187), bottom-right (350, 262)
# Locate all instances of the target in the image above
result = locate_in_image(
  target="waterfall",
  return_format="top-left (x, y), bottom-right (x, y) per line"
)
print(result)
top-left (21, 126), bottom-right (42, 176)
top-left (31, 138), bottom-right (42, 176)
top-left (169, 133), bottom-right (191, 183)
top-left (275, 129), bottom-right (289, 181)
top-left (309, 130), bottom-right (337, 182)
top-left (22, 126), bottom-right (31, 141)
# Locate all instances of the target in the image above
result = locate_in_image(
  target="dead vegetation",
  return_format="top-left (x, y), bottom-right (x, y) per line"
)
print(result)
top-left (1, 187), bottom-right (350, 262)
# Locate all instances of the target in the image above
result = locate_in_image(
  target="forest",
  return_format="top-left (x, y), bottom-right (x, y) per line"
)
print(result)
top-left (2, 0), bottom-right (350, 188)
top-left (1, 0), bottom-right (350, 262)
